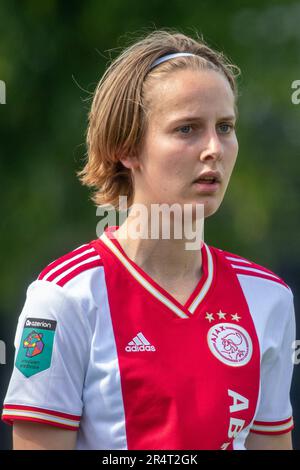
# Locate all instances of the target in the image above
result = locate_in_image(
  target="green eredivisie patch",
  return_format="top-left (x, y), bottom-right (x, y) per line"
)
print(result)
top-left (15, 317), bottom-right (57, 378)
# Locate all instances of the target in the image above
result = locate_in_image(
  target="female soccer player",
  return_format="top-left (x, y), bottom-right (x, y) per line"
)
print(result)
top-left (2, 30), bottom-right (296, 450)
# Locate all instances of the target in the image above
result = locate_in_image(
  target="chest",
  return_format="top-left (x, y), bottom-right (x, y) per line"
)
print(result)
top-left (87, 238), bottom-right (261, 449)
top-left (83, 282), bottom-right (261, 450)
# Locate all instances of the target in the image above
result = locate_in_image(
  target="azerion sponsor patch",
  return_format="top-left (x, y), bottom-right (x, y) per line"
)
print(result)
top-left (15, 317), bottom-right (57, 378)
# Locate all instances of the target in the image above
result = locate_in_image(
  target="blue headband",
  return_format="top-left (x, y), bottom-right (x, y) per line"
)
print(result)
top-left (149, 52), bottom-right (197, 70)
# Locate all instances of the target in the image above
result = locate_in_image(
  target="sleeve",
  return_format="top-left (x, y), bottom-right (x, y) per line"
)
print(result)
top-left (1, 279), bottom-right (91, 431)
top-left (250, 290), bottom-right (296, 435)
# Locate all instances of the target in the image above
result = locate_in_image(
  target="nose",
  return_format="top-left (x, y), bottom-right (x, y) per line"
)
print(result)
top-left (199, 129), bottom-right (222, 162)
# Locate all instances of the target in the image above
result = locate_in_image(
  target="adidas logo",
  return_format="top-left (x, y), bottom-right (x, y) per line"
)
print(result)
top-left (125, 332), bottom-right (156, 352)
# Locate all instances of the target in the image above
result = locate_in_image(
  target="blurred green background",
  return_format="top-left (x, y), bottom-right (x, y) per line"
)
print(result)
top-left (0, 0), bottom-right (299, 450)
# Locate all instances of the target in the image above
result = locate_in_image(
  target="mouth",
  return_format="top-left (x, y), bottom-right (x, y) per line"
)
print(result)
top-left (192, 172), bottom-right (221, 193)
top-left (193, 177), bottom-right (219, 184)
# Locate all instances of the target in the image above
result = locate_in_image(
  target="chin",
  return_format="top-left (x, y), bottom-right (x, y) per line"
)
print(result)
top-left (186, 198), bottom-right (221, 219)
top-left (204, 205), bottom-right (219, 218)
top-left (204, 196), bottom-right (224, 217)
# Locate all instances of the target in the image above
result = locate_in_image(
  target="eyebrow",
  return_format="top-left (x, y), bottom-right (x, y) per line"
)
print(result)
top-left (169, 115), bottom-right (237, 124)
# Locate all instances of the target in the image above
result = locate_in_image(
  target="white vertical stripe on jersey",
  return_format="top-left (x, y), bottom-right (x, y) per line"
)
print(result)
top-left (189, 243), bottom-right (214, 314)
top-left (76, 268), bottom-right (128, 449)
top-left (235, 274), bottom-right (294, 426)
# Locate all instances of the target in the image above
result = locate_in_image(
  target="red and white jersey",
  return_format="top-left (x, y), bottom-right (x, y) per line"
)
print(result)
top-left (2, 226), bottom-right (295, 449)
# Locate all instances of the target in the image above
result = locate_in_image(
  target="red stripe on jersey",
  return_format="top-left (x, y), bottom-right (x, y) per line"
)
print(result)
top-left (233, 269), bottom-right (289, 289)
top-left (2, 415), bottom-right (78, 431)
top-left (46, 251), bottom-right (99, 282)
top-left (56, 259), bottom-right (103, 287)
top-left (253, 417), bottom-right (293, 426)
top-left (250, 426), bottom-right (294, 436)
top-left (220, 250), bottom-right (290, 290)
top-left (38, 244), bottom-right (91, 280)
top-left (3, 404), bottom-right (81, 421)
top-left (223, 251), bottom-right (280, 275)
top-left (250, 416), bottom-right (294, 435)
top-left (231, 263), bottom-right (283, 282)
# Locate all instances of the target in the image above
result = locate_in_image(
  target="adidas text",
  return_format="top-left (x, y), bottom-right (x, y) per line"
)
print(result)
top-left (125, 344), bottom-right (156, 352)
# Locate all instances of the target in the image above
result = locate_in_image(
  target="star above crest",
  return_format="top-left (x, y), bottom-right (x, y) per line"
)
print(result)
top-left (231, 313), bottom-right (241, 322)
top-left (216, 310), bottom-right (227, 319)
top-left (205, 312), bottom-right (214, 323)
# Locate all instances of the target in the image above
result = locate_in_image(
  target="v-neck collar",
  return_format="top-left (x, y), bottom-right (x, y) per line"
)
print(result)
top-left (99, 226), bottom-right (215, 320)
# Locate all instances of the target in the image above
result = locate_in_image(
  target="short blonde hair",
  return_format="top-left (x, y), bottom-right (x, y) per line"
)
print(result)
top-left (78, 29), bottom-right (240, 209)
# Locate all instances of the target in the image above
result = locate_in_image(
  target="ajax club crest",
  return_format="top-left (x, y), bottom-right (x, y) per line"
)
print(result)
top-left (207, 323), bottom-right (253, 367)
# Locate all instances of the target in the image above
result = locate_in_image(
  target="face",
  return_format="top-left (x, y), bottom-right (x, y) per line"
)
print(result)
top-left (122, 68), bottom-right (238, 218)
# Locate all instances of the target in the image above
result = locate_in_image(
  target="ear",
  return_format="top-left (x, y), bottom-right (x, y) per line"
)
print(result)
top-left (119, 153), bottom-right (140, 170)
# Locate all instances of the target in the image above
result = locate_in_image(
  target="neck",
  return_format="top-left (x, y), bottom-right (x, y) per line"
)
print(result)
top-left (114, 213), bottom-right (203, 282)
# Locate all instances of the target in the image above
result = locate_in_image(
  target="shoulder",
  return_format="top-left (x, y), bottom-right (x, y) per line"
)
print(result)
top-left (209, 245), bottom-right (294, 323)
top-left (23, 240), bottom-right (105, 327)
top-left (209, 246), bottom-right (295, 347)
top-left (210, 245), bottom-right (292, 293)
top-left (37, 240), bottom-right (103, 289)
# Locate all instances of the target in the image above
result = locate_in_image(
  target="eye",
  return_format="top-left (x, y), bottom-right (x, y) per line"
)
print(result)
top-left (177, 125), bottom-right (193, 135)
top-left (218, 123), bottom-right (235, 134)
